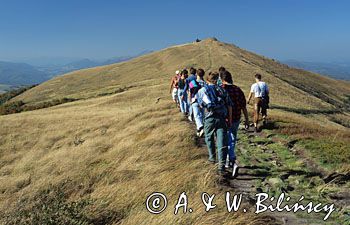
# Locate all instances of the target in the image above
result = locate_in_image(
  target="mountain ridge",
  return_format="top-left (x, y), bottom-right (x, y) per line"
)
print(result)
top-left (0, 51), bottom-right (153, 87)
top-left (12, 38), bottom-right (350, 112)
top-left (282, 59), bottom-right (350, 81)
top-left (0, 61), bottom-right (48, 85)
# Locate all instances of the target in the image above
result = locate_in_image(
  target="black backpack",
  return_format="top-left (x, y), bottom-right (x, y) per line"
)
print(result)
top-left (178, 78), bottom-right (186, 89)
top-left (257, 84), bottom-right (269, 108)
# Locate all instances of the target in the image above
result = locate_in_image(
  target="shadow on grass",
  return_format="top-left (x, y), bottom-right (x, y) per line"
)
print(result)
top-left (270, 105), bottom-right (342, 115)
top-left (262, 121), bottom-right (279, 130)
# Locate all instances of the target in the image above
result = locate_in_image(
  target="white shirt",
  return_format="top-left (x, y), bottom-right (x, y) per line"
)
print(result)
top-left (250, 81), bottom-right (269, 98)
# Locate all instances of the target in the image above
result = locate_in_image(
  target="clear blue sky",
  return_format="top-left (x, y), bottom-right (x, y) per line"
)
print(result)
top-left (0, 0), bottom-right (349, 62)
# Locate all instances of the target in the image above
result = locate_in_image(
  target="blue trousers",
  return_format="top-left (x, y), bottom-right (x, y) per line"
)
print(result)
top-left (177, 89), bottom-right (188, 114)
top-left (192, 102), bottom-right (203, 130)
top-left (204, 115), bottom-right (228, 171)
top-left (228, 120), bottom-right (240, 162)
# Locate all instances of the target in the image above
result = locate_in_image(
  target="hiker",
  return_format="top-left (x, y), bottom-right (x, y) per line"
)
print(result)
top-left (178, 70), bottom-right (189, 115)
top-left (183, 67), bottom-right (197, 121)
top-left (221, 70), bottom-right (249, 176)
top-left (169, 70), bottom-right (180, 106)
top-left (197, 72), bottom-right (233, 175)
top-left (247, 73), bottom-right (270, 132)
top-left (188, 68), bottom-right (206, 137)
top-left (218, 66), bottom-right (226, 86)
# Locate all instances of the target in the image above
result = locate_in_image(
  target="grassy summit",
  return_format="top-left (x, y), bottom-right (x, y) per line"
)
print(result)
top-left (0, 38), bottom-right (349, 224)
top-left (12, 38), bottom-right (350, 110)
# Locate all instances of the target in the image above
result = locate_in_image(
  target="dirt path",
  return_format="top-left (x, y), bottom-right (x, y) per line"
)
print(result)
top-left (192, 120), bottom-right (350, 224)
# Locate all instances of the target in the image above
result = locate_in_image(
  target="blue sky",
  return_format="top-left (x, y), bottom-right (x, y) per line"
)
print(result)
top-left (0, 0), bottom-right (349, 62)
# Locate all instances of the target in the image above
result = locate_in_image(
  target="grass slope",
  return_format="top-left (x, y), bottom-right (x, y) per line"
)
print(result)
top-left (11, 39), bottom-right (350, 131)
top-left (0, 38), bottom-right (349, 224)
top-left (0, 82), bottom-right (279, 224)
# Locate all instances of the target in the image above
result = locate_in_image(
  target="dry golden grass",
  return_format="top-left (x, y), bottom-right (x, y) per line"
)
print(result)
top-left (0, 81), bottom-right (282, 224)
top-left (0, 38), bottom-right (349, 224)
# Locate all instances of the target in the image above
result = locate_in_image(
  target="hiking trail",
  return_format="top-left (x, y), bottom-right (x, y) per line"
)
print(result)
top-left (191, 119), bottom-right (350, 224)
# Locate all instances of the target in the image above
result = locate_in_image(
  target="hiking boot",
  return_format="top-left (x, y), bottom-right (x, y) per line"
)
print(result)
top-left (197, 127), bottom-right (204, 137)
top-left (199, 129), bottom-right (204, 137)
top-left (196, 127), bottom-right (200, 136)
top-left (208, 159), bottom-right (216, 164)
top-left (225, 159), bottom-right (230, 168)
top-left (232, 162), bottom-right (239, 178)
top-left (263, 119), bottom-right (267, 126)
top-left (225, 161), bottom-right (234, 169)
top-left (217, 170), bottom-right (230, 178)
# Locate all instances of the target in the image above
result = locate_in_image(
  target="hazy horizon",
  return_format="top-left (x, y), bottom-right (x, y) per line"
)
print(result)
top-left (2, 44), bottom-right (350, 65)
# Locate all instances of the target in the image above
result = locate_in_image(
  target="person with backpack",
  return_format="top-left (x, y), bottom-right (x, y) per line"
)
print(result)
top-left (169, 70), bottom-right (180, 107)
top-left (197, 72), bottom-right (233, 175)
top-left (178, 70), bottom-right (189, 115)
top-left (183, 67), bottom-right (197, 122)
top-left (247, 73), bottom-right (270, 132)
top-left (217, 66), bottom-right (226, 86)
top-left (221, 70), bottom-right (249, 177)
top-left (188, 68), bottom-right (206, 137)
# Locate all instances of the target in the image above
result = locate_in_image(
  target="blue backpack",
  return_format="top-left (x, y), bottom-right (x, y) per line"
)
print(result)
top-left (202, 85), bottom-right (228, 116)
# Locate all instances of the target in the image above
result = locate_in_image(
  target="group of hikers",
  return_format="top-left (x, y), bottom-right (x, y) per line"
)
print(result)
top-left (169, 67), bottom-right (269, 177)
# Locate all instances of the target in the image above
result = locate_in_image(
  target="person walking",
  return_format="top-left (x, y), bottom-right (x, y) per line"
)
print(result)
top-left (183, 67), bottom-right (197, 121)
top-left (217, 66), bottom-right (226, 86)
top-left (247, 73), bottom-right (269, 132)
top-left (221, 70), bottom-right (249, 177)
top-left (197, 72), bottom-right (233, 175)
top-left (169, 70), bottom-right (180, 107)
top-left (178, 70), bottom-right (189, 115)
top-left (188, 68), bottom-right (206, 137)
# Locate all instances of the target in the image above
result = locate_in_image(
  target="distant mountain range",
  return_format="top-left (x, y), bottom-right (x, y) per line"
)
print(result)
top-left (35, 58), bottom-right (101, 77)
top-left (2, 52), bottom-right (349, 91)
top-left (282, 60), bottom-right (350, 81)
top-left (0, 61), bottom-right (48, 86)
top-left (0, 50), bottom-right (152, 88)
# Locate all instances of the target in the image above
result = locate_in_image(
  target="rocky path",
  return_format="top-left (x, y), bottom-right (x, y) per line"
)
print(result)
top-left (193, 120), bottom-right (350, 224)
